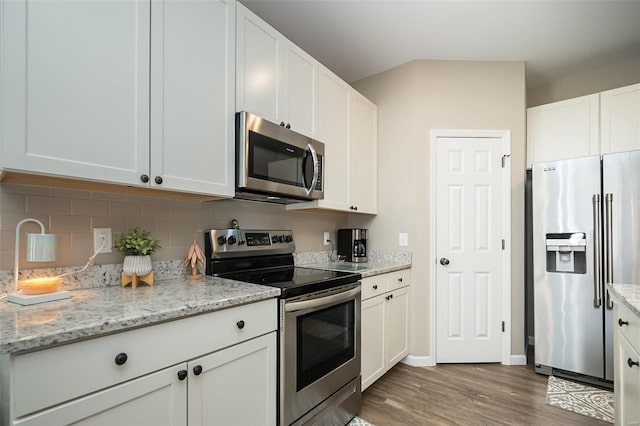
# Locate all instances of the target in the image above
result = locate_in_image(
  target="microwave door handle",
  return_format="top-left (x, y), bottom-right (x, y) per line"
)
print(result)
top-left (304, 143), bottom-right (319, 196)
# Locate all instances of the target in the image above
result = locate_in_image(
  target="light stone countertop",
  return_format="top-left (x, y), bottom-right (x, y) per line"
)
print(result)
top-left (0, 277), bottom-right (280, 355)
top-left (302, 261), bottom-right (411, 278)
top-left (609, 283), bottom-right (640, 316)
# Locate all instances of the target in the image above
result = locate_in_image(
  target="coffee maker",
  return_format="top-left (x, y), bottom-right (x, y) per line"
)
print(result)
top-left (337, 229), bottom-right (368, 263)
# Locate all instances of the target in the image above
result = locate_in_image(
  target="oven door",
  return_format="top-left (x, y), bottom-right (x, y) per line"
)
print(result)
top-left (237, 111), bottom-right (323, 200)
top-left (281, 283), bottom-right (361, 426)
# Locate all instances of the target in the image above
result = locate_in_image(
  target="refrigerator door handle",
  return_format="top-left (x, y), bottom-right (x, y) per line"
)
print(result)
top-left (605, 193), bottom-right (614, 310)
top-left (593, 194), bottom-right (602, 308)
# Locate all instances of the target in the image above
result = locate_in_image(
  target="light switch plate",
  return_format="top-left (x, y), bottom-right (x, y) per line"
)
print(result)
top-left (399, 232), bottom-right (409, 247)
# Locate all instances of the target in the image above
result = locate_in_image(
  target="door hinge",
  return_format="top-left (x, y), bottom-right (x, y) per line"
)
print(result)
top-left (502, 321), bottom-right (505, 332)
top-left (501, 239), bottom-right (505, 250)
top-left (501, 154), bottom-right (511, 168)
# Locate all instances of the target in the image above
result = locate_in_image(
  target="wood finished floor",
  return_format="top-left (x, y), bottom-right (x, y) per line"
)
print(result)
top-left (358, 361), bottom-right (611, 426)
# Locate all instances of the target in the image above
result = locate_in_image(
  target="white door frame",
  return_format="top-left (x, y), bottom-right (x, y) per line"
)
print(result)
top-left (429, 129), bottom-right (513, 365)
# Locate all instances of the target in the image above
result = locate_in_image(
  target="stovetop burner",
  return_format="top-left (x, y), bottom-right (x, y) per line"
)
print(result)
top-left (219, 266), bottom-right (361, 298)
top-left (204, 229), bottom-right (361, 298)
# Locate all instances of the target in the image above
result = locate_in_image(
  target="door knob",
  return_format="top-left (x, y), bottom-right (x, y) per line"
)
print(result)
top-left (440, 258), bottom-right (450, 266)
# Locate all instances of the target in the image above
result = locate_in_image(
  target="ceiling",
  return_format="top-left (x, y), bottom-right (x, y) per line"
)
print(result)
top-left (240, 0), bottom-right (640, 89)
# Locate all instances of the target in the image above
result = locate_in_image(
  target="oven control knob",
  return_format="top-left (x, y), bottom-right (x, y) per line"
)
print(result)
top-left (271, 235), bottom-right (279, 244)
top-left (285, 235), bottom-right (293, 243)
top-left (278, 235), bottom-right (285, 243)
top-left (217, 236), bottom-right (227, 245)
top-left (227, 236), bottom-right (237, 245)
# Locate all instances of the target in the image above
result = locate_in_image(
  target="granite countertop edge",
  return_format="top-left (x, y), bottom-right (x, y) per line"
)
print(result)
top-left (0, 277), bottom-right (280, 355)
top-left (609, 283), bottom-right (640, 316)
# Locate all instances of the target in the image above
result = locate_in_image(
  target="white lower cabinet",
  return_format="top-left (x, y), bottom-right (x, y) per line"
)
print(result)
top-left (14, 364), bottom-right (188, 426)
top-left (361, 270), bottom-right (410, 390)
top-left (4, 299), bottom-right (277, 426)
top-left (613, 300), bottom-right (640, 426)
top-left (188, 333), bottom-right (276, 426)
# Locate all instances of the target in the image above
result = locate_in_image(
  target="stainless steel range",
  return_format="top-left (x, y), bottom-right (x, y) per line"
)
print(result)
top-left (204, 229), bottom-right (362, 426)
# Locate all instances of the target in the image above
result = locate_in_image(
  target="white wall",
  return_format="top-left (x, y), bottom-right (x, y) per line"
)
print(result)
top-left (350, 60), bottom-right (527, 357)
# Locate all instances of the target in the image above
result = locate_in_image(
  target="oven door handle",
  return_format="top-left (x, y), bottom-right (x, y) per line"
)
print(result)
top-left (285, 286), bottom-right (360, 312)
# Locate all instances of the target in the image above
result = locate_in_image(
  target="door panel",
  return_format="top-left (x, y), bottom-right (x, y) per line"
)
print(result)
top-left (436, 137), bottom-right (504, 362)
top-left (603, 150), bottom-right (640, 380)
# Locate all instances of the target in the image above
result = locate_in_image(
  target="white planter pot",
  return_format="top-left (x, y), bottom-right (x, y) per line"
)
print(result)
top-left (123, 255), bottom-right (153, 275)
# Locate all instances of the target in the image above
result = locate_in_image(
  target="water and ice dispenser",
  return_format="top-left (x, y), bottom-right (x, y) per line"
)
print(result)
top-left (545, 233), bottom-right (587, 274)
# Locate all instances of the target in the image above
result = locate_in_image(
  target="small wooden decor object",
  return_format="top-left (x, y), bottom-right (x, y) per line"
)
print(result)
top-left (184, 240), bottom-right (205, 281)
top-left (121, 271), bottom-right (154, 289)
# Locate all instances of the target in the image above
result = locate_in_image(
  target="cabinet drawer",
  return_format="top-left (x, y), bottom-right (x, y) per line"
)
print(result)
top-left (386, 269), bottom-right (410, 292)
top-left (361, 276), bottom-right (387, 300)
top-left (616, 301), bottom-right (640, 352)
top-left (12, 298), bottom-right (277, 418)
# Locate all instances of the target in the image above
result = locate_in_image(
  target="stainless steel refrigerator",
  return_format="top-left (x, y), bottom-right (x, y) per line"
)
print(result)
top-left (533, 150), bottom-right (640, 383)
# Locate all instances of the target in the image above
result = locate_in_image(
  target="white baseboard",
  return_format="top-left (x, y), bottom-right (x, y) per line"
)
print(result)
top-left (508, 354), bottom-right (527, 366)
top-left (401, 354), bottom-right (526, 366)
top-left (401, 355), bottom-right (435, 367)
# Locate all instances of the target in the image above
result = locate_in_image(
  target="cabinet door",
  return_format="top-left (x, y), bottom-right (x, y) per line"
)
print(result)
top-left (526, 94), bottom-right (599, 168)
top-left (282, 41), bottom-right (317, 138)
top-left (601, 83), bottom-right (640, 155)
top-left (385, 286), bottom-right (410, 368)
top-left (1, 0), bottom-right (150, 185)
top-left (14, 364), bottom-right (187, 426)
top-left (188, 333), bottom-right (277, 426)
top-left (361, 295), bottom-right (386, 391)
top-left (615, 330), bottom-right (640, 426)
top-left (149, 0), bottom-right (234, 196)
top-left (236, 3), bottom-right (282, 124)
top-left (316, 65), bottom-right (351, 210)
top-left (349, 90), bottom-right (378, 214)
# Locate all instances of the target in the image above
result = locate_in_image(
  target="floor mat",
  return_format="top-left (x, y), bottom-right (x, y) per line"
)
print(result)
top-left (348, 416), bottom-right (375, 426)
top-left (545, 375), bottom-right (614, 423)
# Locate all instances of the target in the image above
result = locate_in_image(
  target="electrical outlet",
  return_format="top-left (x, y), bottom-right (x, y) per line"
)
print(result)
top-left (93, 228), bottom-right (113, 254)
top-left (323, 232), bottom-right (330, 245)
top-left (399, 232), bottom-right (409, 247)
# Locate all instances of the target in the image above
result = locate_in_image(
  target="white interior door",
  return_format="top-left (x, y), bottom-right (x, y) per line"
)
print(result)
top-left (436, 137), bottom-right (506, 363)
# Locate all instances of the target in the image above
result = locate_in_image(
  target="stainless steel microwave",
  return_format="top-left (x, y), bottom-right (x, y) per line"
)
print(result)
top-left (235, 111), bottom-right (324, 204)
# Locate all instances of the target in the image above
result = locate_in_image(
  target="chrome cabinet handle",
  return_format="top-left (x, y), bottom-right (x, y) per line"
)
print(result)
top-left (605, 193), bottom-right (614, 310)
top-left (439, 258), bottom-right (450, 266)
top-left (592, 194), bottom-right (602, 307)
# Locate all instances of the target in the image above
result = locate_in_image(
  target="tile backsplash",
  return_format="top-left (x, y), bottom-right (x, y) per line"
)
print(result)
top-left (0, 182), bottom-right (349, 283)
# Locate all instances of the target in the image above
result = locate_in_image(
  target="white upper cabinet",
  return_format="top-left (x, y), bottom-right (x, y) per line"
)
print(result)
top-left (1, 0), bottom-right (150, 185)
top-left (349, 90), bottom-right (378, 214)
top-left (526, 94), bottom-right (600, 168)
top-left (236, 2), bottom-right (317, 138)
top-left (527, 83), bottom-right (640, 168)
top-left (1, 0), bottom-right (235, 197)
top-left (282, 42), bottom-right (318, 138)
top-left (600, 83), bottom-right (640, 155)
top-left (287, 67), bottom-right (378, 214)
top-left (149, 0), bottom-right (235, 196)
top-left (235, 2), bottom-right (282, 125)
top-left (293, 65), bottom-right (350, 211)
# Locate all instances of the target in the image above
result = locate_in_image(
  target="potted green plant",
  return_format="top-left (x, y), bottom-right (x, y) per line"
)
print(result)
top-left (114, 227), bottom-right (160, 276)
